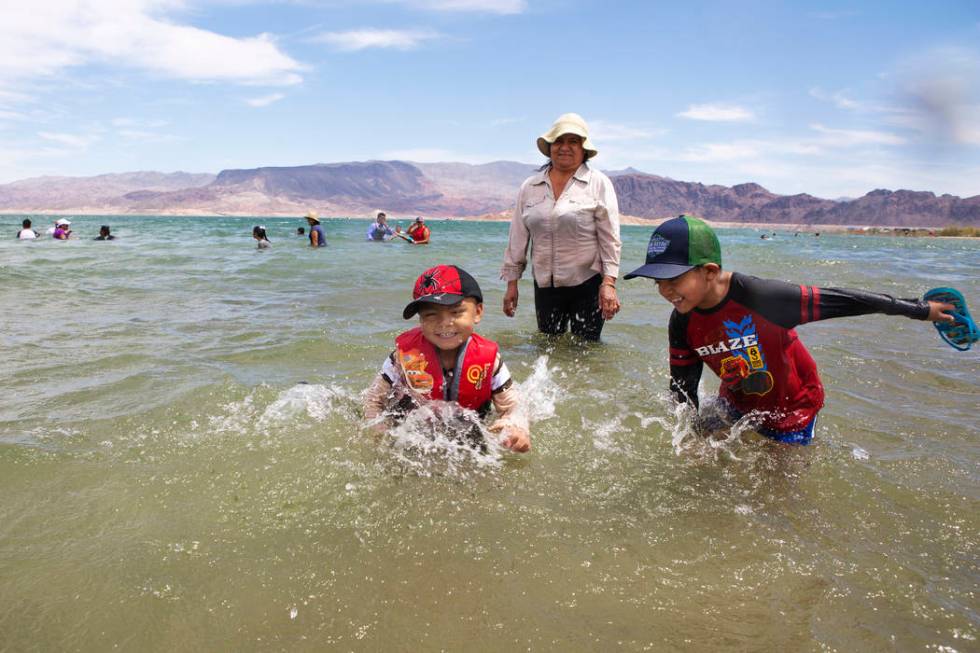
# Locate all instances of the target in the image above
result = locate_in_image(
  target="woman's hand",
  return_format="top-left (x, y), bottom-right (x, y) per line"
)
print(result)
top-left (598, 279), bottom-right (620, 320)
top-left (503, 281), bottom-right (519, 317)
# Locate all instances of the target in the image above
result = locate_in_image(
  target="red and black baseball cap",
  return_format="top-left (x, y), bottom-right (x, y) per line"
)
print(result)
top-left (403, 264), bottom-right (484, 319)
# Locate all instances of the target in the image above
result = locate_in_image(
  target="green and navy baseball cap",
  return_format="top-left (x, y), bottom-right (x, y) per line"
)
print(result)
top-left (624, 215), bottom-right (721, 280)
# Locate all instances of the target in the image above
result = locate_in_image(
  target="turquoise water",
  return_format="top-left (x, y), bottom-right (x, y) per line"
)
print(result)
top-left (1, 215), bottom-right (978, 651)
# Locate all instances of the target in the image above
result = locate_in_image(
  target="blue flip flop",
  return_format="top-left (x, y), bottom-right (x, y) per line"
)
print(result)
top-left (923, 287), bottom-right (978, 351)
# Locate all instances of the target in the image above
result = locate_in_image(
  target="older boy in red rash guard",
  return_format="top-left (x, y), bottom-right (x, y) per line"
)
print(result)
top-left (363, 264), bottom-right (530, 452)
top-left (624, 215), bottom-right (955, 445)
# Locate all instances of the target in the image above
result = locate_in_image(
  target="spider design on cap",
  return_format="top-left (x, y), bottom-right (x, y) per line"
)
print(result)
top-left (413, 265), bottom-right (461, 299)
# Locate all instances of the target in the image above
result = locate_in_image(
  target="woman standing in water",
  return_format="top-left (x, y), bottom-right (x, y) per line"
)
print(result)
top-left (500, 113), bottom-right (622, 341)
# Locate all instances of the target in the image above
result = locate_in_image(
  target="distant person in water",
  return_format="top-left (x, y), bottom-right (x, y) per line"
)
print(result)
top-left (367, 211), bottom-right (395, 241)
top-left (406, 216), bottom-right (430, 245)
top-left (94, 225), bottom-right (115, 240)
top-left (17, 218), bottom-right (38, 240)
top-left (52, 218), bottom-right (71, 240)
top-left (305, 211), bottom-right (326, 247)
top-left (297, 227), bottom-right (305, 236)
top-left (253, 225), bottom-right (271, 249)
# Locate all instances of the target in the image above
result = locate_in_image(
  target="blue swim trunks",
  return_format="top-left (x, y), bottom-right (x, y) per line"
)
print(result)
top-left (754, 418), bottom-right (817, 445)
top-left (705, 401), bottom-right (817, 445)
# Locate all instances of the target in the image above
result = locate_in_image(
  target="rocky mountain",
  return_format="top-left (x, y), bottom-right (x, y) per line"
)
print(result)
top-left (0, 171), bottom-right (214, 211)
top-left (1, 162), bottom-right (976, 227)
top-left (610, 174), bottom-right (980, 227)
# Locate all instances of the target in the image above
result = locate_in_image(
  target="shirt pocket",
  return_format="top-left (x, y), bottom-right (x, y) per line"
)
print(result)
top-left (522, 185), bottom-right (550, 213)
top-left (564, 186), bottom-right (598, 240)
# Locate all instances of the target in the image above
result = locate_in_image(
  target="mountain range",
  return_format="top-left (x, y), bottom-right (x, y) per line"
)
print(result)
top-left (1, 161), bottom-right (977, 227)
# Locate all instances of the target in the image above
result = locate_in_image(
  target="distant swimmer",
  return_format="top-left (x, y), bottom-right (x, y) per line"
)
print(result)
top-left (94, 225), bottom-right (116, 240)
top-left (305, 211), bottom-right (326, 248)
top-left (406, 216), bottom-right (430, 245)
top-left (52, 218), bottom-right (71, 240)
top-left (17, 218), bottom-right (38, 240)
top-left (367, 211), bottom-right (395, 241)
top-left (296, 227), bottom-right (305, 236)
top-left (253, 225), bottom-right (271, 249)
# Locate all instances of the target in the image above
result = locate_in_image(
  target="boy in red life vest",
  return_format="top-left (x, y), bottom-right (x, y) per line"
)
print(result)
top-left (362, 264), bottom-right (531, 452)
top-left (406, 217), bottom-right (430, 245)
top-left (624, 215), bottom-right (956, 445)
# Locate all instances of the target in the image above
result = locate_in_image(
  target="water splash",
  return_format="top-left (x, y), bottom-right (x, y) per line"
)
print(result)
top-left (258, 383), bottom-right (353, 426)
top-left (381, 401), bottom-right (504, 478)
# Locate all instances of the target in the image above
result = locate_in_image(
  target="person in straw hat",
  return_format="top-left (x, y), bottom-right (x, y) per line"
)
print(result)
top-left (500, 113), bottom-right (622, 341)
top-left (304, 211), bottom-right (326, 248)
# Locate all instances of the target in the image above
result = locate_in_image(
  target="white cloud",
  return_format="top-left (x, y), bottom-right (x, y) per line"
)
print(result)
top-left (37, 131), bottom-right (99, 148)
top-left (315, 29), bottom-right (440, 51)
top-left (118, 129), bottom-right (181, 143)
top-left (245, 93), bottom-right (286, 107)
top-left (390, 0), bottom-right (525, 13)
top-left (809, 123), bottom-right (906, 147)
top-left (677, 103), bottom-right (755, 122)
top-left (590, 120), bottom-right (665, 142)
top-left (677, 142), bottom-right (763, 163)
top-left (0, 0), bottom-right (303, 91)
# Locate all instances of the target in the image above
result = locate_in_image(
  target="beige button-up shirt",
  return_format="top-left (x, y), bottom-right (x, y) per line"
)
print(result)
top-left (501, 163), bottom-right (621, 287)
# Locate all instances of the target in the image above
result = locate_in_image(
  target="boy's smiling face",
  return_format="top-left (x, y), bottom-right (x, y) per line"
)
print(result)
top-left (655, 265), bottom-right (720, 313)
top-left (418, 298), bottom-right (483, 352)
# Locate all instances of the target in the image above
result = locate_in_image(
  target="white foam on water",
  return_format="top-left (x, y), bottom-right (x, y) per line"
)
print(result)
top-left (851, 445), bottom-right (870, 460)
top-left (513, 355), bottom-right (561, 425)
top-left (381, 401), bottom-right (504, 478)
top-left (258, 383), bottom-right (351, 426)
top-left (651, 394), bottom-right (768, 461)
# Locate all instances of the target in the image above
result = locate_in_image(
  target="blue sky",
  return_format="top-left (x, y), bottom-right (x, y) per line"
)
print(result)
top-left (1, 0), bottom-right (979, 198)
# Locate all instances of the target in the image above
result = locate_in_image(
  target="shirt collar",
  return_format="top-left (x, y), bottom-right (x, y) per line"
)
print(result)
top-left (530, 161), bottom-right (593, 186)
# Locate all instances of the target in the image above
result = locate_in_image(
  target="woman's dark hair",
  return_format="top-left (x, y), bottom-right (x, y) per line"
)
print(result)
top-left (253, 225), bottom-right (269, 241)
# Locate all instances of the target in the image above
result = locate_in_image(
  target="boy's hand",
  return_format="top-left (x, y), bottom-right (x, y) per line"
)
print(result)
top-left (926, 301), bottom-right (956, 324)
top-left (497, 426), bottom-right (531, 452)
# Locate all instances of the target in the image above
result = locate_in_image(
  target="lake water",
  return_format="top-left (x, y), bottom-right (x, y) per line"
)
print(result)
top-left (1, 215), bottom-right (978, 651)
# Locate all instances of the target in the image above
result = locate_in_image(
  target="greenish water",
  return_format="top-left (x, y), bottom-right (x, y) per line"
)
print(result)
top-left (1, 215), bottom-right (978, 651)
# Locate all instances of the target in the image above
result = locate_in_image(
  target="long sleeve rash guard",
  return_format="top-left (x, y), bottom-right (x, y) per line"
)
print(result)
top-left (668, 272), bottom-right (931, 432)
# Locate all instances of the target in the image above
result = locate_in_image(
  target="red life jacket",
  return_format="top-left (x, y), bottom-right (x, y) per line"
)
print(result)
top-left (394, 327), bottom-right (497, 412)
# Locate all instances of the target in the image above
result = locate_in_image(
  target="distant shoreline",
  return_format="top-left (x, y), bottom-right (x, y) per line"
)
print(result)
top-left (1, 209), bottom-right (974, 235)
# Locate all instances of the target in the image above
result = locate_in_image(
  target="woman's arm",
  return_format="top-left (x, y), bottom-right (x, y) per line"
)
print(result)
top-left (594, 174), bottom-right (622, 319)
top-left (500, 182), bottom-right (531, 298)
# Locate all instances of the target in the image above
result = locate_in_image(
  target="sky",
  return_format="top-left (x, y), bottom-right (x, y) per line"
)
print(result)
top-left (1, 0), bottom-right (979, 198)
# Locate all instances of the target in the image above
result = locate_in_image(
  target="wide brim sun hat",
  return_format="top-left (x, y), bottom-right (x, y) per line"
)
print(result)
top-left (537, 112), bottom-right (598, 159)
top-left (304, 211), bottom-right (320, 224)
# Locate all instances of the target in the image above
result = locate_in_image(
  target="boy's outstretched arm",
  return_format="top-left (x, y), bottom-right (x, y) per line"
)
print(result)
top-left (732, 274), bottom-right (950, 328)
top-left (362, 373), bottom-right (393, 434)
top-left (489, 383), bottom-right (530, 452)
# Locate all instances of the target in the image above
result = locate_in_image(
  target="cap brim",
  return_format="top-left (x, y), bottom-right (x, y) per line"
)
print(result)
top-left (623, 262), bottom-right (695, 280)
top-left (402, 294), bottom-right (465, 319)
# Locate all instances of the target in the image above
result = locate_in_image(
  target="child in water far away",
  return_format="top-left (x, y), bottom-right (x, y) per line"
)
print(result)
top-left (362, 264), bottom-right (530, 452)
top-left (253, 225), bottom-right (271, 249)
top-left (624, 215), bottom-right (955, 445)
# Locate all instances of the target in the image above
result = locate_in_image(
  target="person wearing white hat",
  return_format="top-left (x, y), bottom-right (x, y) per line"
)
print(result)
top-left (52, 218), bottom-right (72, 240)
top-left (500, 113), bottom-right (622, 341)
top-left (304, 211), bottom-right (326, 248)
